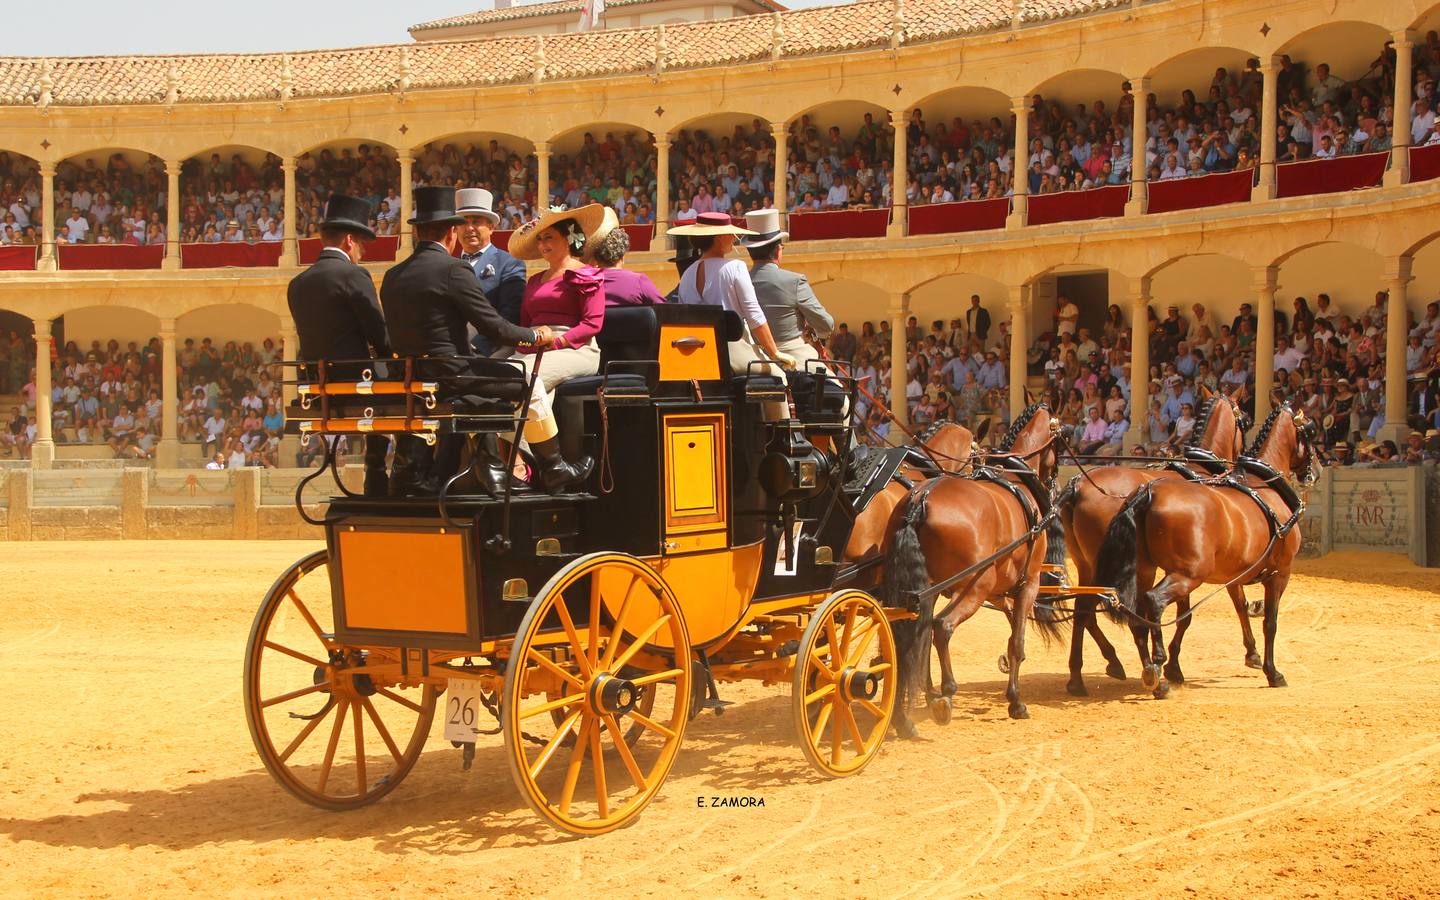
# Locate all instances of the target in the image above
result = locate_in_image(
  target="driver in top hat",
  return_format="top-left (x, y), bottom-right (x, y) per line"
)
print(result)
top-left (286, 193), bottom-right (392, 497)
top-left (381, 185), bottom-right (553, 496)
top-left (739, 209), bottom-right (834, 368)
top-left (455, 188), bottom-right (528, 356)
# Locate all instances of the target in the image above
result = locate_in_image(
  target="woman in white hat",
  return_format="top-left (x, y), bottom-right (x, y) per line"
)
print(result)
top-left (667, 211), bottom-right (795, 375)
top-left (503, 202), bottom-right (610, 492)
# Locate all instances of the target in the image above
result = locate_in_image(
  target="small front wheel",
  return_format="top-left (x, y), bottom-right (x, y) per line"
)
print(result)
top-left (793, 589), bottom-right (896, 777)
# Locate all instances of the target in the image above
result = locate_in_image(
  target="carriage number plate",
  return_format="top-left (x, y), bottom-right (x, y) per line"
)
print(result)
top-left (444, 678), bottom-right (484, 744)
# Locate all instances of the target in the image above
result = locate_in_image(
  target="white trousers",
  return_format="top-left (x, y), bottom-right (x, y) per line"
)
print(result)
top-left (498, 326), bottom-right (600, 441)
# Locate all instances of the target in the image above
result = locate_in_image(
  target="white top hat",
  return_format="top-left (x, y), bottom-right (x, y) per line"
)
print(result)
top-left (738, 208), bottom-right (788, 248)
top-left (455, 188), bottom-right (500, 225)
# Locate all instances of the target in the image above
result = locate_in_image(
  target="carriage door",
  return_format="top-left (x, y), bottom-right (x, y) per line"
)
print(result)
top-left (662, 412), bottom-right (728, 554)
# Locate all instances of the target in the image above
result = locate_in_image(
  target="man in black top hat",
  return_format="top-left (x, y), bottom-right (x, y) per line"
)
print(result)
top-left (380, 186), bottom-right (552, 496)
top-left (286, 193), bottom-right (392, 497)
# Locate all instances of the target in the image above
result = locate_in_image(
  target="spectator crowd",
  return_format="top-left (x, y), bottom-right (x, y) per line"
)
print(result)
top-left (828, 283), bottom-right (1440, 468)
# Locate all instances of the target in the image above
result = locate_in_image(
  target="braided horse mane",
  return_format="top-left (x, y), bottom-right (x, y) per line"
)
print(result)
top-left (998, 401), bottom-right (1049, 452)
top-left (915, 418), bottom-right (952, 445)
top-left (1184, 394), bottom-right (1220, 449)
top-left (1245, 402), bottom-right (1291, 457)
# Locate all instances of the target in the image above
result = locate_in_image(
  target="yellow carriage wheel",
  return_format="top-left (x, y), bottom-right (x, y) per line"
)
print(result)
top-left (793, 590), bottom-right (896, 778)
top-left (244, 550), bottom-right (436, 811)
top-left (503, 552), bottom-right (692, 836)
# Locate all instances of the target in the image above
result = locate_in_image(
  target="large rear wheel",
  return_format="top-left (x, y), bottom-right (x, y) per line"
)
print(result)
top-left (243, 550), bottom-right (436, 810)
top-left (793, 589), bottom-right (896, 777)
top-left (503, 552), bottom-right (692, 835)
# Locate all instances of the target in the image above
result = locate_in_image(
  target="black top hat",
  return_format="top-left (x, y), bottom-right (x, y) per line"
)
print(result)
top-left (408, 185), bottom-right (464, 226)
top-left (320, 194), bottom-right (376, 240)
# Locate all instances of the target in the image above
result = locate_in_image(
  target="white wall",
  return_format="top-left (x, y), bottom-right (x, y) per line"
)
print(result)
top-left (60, 308), bottom-right (160, 348)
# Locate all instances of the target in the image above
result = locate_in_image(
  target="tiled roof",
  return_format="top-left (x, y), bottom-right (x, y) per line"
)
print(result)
top-left (0, 0), bottom-right (1124, 108)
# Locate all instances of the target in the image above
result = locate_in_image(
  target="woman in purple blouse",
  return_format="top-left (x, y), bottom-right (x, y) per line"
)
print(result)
top-left (504, 203), bottom-right (609, 492)
top-left (587, 208), bottom-right (665, 306)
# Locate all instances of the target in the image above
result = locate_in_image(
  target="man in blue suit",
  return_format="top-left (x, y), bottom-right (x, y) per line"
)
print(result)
top-left (456, 188), bottom-right (528, 355)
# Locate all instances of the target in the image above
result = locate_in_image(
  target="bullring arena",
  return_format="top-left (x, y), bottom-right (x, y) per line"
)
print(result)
top-left (4, 0), bottom-right (1440, 895)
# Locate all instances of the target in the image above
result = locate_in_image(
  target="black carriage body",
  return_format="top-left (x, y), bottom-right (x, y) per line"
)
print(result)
top-left (318, 303), bottom-right (860, 655)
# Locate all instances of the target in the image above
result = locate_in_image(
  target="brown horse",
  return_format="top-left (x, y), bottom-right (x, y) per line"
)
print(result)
top-left (1093, 404), bottom-right (1317, 698)
top-left (1056, 392), bottom-right (1255, 696)
top-left (883, 404), bottom-right (1062, 733)
top-left (843, 420), bottom-right (978, 580)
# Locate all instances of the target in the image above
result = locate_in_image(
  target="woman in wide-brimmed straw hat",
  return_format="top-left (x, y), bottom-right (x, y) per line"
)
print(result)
top-left (500, 203), bottom-right (610, 492)
top-left (668, 211), bottom-right (795, 380)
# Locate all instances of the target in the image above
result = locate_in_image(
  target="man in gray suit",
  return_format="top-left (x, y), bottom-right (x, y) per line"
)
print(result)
top-left (739, 208), bottom-right (834, 367)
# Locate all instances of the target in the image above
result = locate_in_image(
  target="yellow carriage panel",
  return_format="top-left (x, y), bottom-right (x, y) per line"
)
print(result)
top-left (333, 526), bottom-right (475, 637)
top-left (657, 323), bottom-right (722, 381)
top-left (596, 542), bottom-right (764, 649)
top-left (663, 413), bottom-right (727, 534)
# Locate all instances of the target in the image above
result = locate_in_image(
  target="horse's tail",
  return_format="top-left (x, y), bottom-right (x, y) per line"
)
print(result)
top-left (883, 488), bottom-right (934, 723)
top-left (1030, 508), bottom-right (1069, 646)
top-left (1093, 482), bottom-right (1153, 623)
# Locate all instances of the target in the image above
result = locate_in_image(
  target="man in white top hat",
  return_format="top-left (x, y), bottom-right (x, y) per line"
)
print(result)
top-left (456, 187), bottom-right (528, 356)
top-left (740, 208), bottom-right (834, 368)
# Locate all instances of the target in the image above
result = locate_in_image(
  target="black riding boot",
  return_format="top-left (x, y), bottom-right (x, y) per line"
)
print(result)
top-left (362, 434), bottom-right (390, 498)
top-left (531, 436), bottom-right (593, 494)
top-left (470, 433), bottom-right (531, 498)
top-left (389, 434), bottom-right (438, 497)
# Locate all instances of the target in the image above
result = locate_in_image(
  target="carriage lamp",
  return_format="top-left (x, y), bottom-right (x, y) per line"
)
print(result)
top-left (759, 425), bottom-right (831, 504)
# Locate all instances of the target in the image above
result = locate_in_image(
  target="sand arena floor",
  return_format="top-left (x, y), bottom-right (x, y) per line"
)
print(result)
top-left (0, 542), bottom-right (1437, 898)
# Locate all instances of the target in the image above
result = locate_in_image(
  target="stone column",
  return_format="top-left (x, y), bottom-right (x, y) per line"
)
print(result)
top-left (398, 155), bottom-right (415, 257)
top-left (163, 159), bottom-right (182, 270)
top-left (772, 122), bottom-right (789, 227)
top-left (1125, 277), bottom-right (1151, 450)
top-left (535, 141), bottom-right (552, 214)
top-left (1254, 267), bottom-right (1278, 429)
top-left (889, 293), bottom-right (909, 430)
top-left (38, 164), bottom-right (56, 272)
top-left (1006, 96), bottom-right (1029, 229)
top-left (158, 318), bottom-right (180, 468)
top-left (31, 317), bottom-right (54, 468)
top-left (280, 157), bottom-right (299, 267)
top-left (653, 137), bottom-right (670, 239)
top-left (1008, 283), bottom-right (1029, 421)
top-left (888, 107), bottom-right (908, 238)
top-left (1258, 58), bottom-right (1279, 199)
top-left (1385, 33), bottom-right (1415, 188)
top-left (281, 321), bottom-right (300, 460)
top-left (1380, 256), bottom-right (1413, 442)
top-left (1125, 77), bottom-right (1150, 216)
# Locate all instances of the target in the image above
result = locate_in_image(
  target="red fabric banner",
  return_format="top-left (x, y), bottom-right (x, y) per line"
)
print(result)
top-left (1275, 151), bottom-right (1388, 198)
top-left (1026, 184), bottom-right (1130, 226)
top-left (1145, 169), bottom-right (1254, 214)
top-left (298, 235), bottom-right (399, 264)
top-left (787, 208), bottom-right (890, 241)
top-left (0, 245), bottom-right (36, 271)
top-left (180, 241), bottom-right (283, 269)
top-left (907, 198), bottom-right (1009, 235)
top-left (491, 231), bottom-right (512, 252)
top-left (1409, 143), bottom-right (1440, 183)
top-left (622, 223), bottom-right (653, 252)
top-left (57, 244), bottom-right (164, 270)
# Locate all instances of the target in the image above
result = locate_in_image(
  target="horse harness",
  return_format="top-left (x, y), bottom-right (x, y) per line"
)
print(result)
top-left (1199, 456), bottom-right (1306, 585)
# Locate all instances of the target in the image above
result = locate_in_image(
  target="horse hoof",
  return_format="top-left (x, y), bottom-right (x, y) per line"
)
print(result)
top-left (929, 697), bottom-right (953, 725)
top-left (1141, 665), bottom-right (1160, 690)
top-left (1245, 653), bottom-right (1263, 670)
top-left (894, 717), bottom-right (920, 740)
top-left (1246, 600), bottom-right (1263, 618)
top-left (1152, 682), bottom-right (1170, 699)
top-left (997, 654), bottom-right (1011, 674)
top-left (1268, 673), bottom-right (1288, 688)
top-left (1163, 665), bottom-right (1184, 685)
top-left (1066, 680), bottom-right (1088, 697)
top-left (1008, 703), bottom-right (1030, 720)
top-left (1105, 660), bottom-right (1127, 681)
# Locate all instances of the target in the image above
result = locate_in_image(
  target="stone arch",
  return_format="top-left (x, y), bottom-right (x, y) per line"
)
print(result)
top-left (1025, 68), bottom-right (1129, 111)
top-left (1272, 241), bottom-right (1384, 320)
top-left (796, 275), bottom-right (890, 333)
top-left (1146, 252), bottom-right (1254, 344)
top-left (1144, 46), bottom-right (1264, 132)
top-left (175, 302), bottom-right (284, 349)
top-left (177, 144), bottom-right (286, 243)
top-left (0, 149), bottom-right (40, 245)
top-left (51, 305), bottom-right (162, 358)
top-left (293, 138), bottom-right (399, 241)
top-left (1273, 20), bottom-right (1392, 85)
top-left (406, 130), bottom-right (537, 226)
top-left (543, 122), bottom-right (656, 217)
top-left (54, 147), bottom-right (168, 245)
top-left (1411, 2), bottom-right (1440, 33)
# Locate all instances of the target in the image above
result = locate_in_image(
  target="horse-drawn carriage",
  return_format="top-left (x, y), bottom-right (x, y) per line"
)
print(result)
top-left (243, 303), bottom-right (905, 835)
